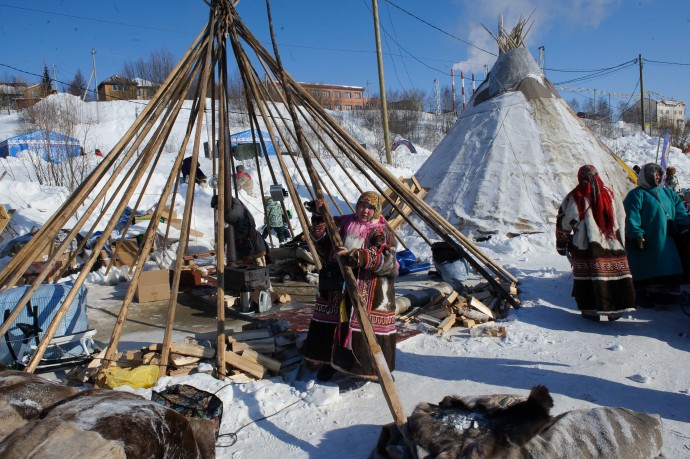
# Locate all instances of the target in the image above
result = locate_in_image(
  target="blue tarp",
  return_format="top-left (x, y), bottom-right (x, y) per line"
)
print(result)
top-left (230, 129), bottom-right (279, 156)
top-left (0, 282), bottom-right (89, 364)
top-left (0, 130), bottom-right (81, 163)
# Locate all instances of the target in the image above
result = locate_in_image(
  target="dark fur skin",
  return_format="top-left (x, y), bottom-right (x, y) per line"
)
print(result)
top-left (410, 385), bottom-right (554, 458)
top-left (0, 374), bottom-right (216, 459)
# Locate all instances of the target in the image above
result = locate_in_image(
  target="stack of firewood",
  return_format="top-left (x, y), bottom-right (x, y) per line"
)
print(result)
top-left (398, 280), bottom-right (519, 337)
top-left (68, 327), bottom-right (304, 384)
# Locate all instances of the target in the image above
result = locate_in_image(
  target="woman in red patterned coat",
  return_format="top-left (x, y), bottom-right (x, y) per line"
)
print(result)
top-left (556, 165), bottom-right (635, 321)
top-left (302, 192), bottom-right (398, 381)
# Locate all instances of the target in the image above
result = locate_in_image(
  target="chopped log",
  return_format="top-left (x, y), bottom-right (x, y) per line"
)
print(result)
top-left (148, 342), bottom-right (215, 359)
top-left (275, 347), bottom-right (303, 367)
top-left (274, 331), bottom-right (296, 347)
top-left (440, 290), bottom-right (459, 308)
top-left (225, 351), bottom-right (267, 379)
top-left (461, 318), bottom-right (477, 328)
top-left (171, 354), bottom-right (200, 368)
top-left (224, 295), bottom-right (237, 309)
top-left (143, 352), bottom-right (161, 365)
top-left (486, 296), bottom-right (500, 311)
top-left (436, 314), bottom-right (457, 335)
top-left (468, 297), bottom-right (495, 319)
top-left (456, 306), bottom-right (492, 323)
top-left (416, 314), bottom-right (442, 326)
top-left (455, 296), bottom-right (468, 308)
top-left (426, 307), bottom-right (450, 320)
top-left (241, 349), bottom-right (282, 373)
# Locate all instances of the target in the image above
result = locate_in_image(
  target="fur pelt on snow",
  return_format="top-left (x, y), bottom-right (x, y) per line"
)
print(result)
top-left (0, 368), bottom-right (78, 442)
top-left (377, 385), bottom-right (663, 459)
top-left (0, 369), bottom-right (216, 459)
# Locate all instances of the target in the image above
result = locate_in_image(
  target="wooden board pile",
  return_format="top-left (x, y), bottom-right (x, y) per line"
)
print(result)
top-left (68, 328), bottom-right (304, 385)
top-left (398, 280), bottom-right (520, 337)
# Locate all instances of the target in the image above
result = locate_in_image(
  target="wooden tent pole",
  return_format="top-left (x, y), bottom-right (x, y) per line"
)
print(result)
top-left (214, 36), bottom-right (228, 377)
top-left (159, 11), bottom-right (218, 378)
top-left (98, 57), bottom-right (207, 375)
top-left (263, 0), bottom-right (408, 436)
top-left (227, 27), bottom-right (321, 270)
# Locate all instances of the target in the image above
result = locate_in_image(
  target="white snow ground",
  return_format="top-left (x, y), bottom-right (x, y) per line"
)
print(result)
top-left (0, 95), bottom-right (689, 458)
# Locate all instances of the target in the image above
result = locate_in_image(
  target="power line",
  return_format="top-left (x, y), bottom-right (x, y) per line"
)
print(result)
top-left (643, 58), bottom-right (690, 66)
top-left (384, 0), bottom-right (497, 57)
top-left (0, 3), bottom-right (189, 35)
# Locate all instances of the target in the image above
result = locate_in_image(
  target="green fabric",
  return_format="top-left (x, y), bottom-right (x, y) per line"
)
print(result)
top-left (624, 186), bottom-right (690, 281)
top-left (265, 199), bottom-right (284, 228)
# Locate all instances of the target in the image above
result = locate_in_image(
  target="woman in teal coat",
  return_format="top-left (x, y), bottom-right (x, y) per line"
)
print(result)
top-left (623, 163), bottom-right (690, 296)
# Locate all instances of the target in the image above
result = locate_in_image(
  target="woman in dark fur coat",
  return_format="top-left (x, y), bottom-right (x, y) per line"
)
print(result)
top-left (302, 192), bottom-right (398, 381)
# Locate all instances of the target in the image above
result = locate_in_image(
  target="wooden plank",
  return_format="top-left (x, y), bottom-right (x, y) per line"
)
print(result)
top-left (228, 329), bottom-right (272, 341)
top-left (167, 219), bottom-right (204, 237)
top-left (468, 297), bottom-right (495, 319)
top-left (436, 313), bottom-right (457, 335)
top-left (149, 342), bottom-right (215, 359)
top-left (241, 349), bottom-right (282, 373)
top-left (0, 204), bottom-right (11, 235)
top-left (225, 351), bottom-right (267, 379)
top-left (231, 338), bottom-right (276, 354)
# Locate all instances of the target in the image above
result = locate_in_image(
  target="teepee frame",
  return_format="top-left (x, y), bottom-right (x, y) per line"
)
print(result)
top-left (0, 0), bottom-right (519, 440)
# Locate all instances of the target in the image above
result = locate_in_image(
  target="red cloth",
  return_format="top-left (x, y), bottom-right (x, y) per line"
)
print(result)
top-left (572, 165), bottom-right (616, 239)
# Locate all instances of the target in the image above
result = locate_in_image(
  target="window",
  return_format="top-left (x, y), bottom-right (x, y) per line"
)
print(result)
top-left (345, 105), bottom-right (352, 110)
top-left (354, 92), bottom-right (361, 98)
top-left (335, 105), bottom-right (341, 110)
top-left (334, 91), bottom-right (340, 98)
top-left (311, 90), bottom-right (319, 97)
top-left (322, 90), bottom-right (329, 97)
top-left (354, 105), bottom-right (362, 110)
top-left (112, 85), bottom-right (126, 92)
top-left (344, 92), bottom-right (351, 98)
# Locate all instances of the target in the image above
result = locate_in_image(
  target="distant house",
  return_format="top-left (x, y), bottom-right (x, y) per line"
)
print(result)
top-left (266, 81), bottom-right (373, 111)
top-left (622, 98), bottom-right (685, 130)
top-left (0, 82), bottom-right (28, 111)
top-left (97, 75), bottom-right (137, 101)
top-left (133, 78), bottom-right (157, 100)
top-left (13, 83), bottom-right (50, 109)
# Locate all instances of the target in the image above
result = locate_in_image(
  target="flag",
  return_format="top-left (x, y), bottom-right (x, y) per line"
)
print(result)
top-left (660, 130), bottom-right (671, 172)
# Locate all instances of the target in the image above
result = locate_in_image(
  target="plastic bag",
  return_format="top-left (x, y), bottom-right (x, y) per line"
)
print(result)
top-left (104, 364), bottom-right (159, 389)
top-left (435, 258), bottom-right (470, 290)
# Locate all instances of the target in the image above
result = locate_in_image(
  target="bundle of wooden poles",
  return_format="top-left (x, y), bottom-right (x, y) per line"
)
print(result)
top-left (0, 0), bottom-right (519, 445)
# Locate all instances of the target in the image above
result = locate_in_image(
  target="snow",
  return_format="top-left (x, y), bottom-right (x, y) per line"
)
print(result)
top-left (1, 95), bottom-right (690, 457)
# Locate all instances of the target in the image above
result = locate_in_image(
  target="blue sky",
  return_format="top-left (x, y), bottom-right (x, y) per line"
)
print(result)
top-left (1, 0), bottom-right (689, 118)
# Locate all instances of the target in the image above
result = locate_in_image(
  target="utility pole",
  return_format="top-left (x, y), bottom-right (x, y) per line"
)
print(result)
top-left (371, 0), bottom-right (392, 165)
top-left (639, 53), bottom-right (644, 132)
top-left (538, 46), bottom-right (545, 74)
top-left (92, 48), bottom-right (99, 102)
top-left (433, 79), bottom-right (440, 116)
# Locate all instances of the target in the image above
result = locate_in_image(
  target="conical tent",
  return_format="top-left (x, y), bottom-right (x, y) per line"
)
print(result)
top-left (416, 45), bottom-right (635, 235)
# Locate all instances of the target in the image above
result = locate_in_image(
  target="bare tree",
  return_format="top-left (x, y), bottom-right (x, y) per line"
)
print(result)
top-left (66, 69), bottom-right (87, 97)
top-left (18, 96), bottom-right (95, 191)
top-left (122, 49), bottom-right (176, 85)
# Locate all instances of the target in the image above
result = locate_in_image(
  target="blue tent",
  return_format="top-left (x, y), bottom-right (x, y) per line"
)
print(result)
top-left (230, 129), bottom-right (278, 156)
top-left (0, 130), bottom-right (82, 163)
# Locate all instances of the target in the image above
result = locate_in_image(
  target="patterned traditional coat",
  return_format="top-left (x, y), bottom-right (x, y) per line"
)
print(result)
top-left (556, 191), bottom-right (635, 314)
top-left (624, 185), bottom-right (690, 282)
top-left (302, 214), bottom-right (397, 380)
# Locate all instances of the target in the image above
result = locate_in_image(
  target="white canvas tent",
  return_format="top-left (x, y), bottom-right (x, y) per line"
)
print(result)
top-left (416, 46), bottom-right (635, 235)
